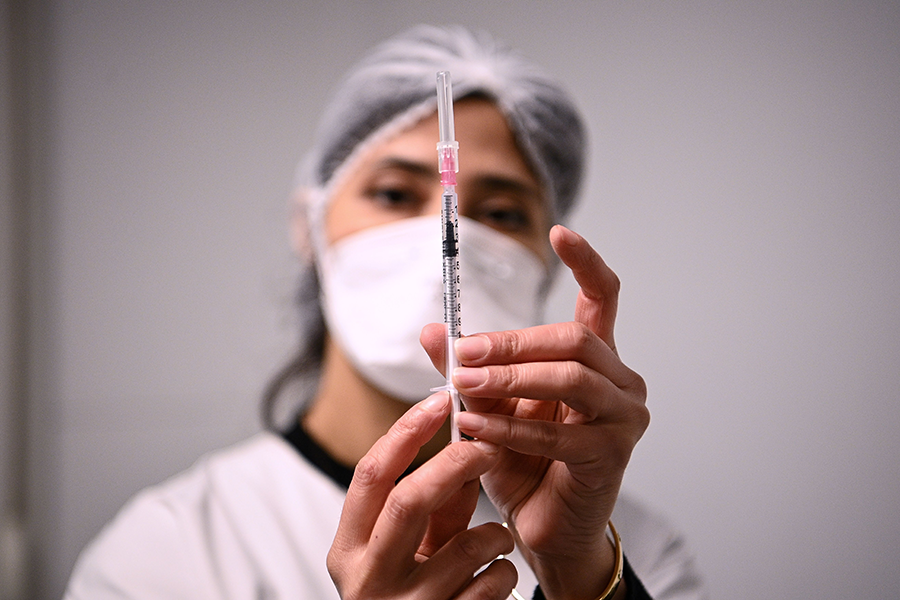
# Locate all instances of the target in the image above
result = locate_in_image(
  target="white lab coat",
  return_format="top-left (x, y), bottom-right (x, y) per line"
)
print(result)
top-left (65, 432), bottom-right (706, 599)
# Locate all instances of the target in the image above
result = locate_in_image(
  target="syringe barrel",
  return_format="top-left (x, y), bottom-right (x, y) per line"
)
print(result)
top-left (436, 70), bottom-right (464, 444)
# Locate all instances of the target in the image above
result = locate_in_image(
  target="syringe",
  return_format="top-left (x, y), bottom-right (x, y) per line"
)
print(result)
top-left (434, 70), bottom-right (463, 443)
top-left (436, 76), bottom-right (526, 599)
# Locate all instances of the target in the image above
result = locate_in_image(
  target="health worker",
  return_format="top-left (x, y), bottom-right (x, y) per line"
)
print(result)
top-left (66, 25), bottom-right (706, 600)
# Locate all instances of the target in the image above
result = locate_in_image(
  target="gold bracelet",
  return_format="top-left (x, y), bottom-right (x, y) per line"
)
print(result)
top-left (597, 521), bottom-right (624, 600)
top-left (507, 521), bottom-right (623, 600)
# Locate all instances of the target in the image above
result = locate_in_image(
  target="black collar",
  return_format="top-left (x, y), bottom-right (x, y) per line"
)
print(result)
top-left (282, 418), bottom-right (421, 489)
top-left (282, 420), bottom-right (355, 490)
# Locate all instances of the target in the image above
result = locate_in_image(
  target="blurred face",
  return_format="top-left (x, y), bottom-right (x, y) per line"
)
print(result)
top-left (325, 98), bottom-right (551, 262)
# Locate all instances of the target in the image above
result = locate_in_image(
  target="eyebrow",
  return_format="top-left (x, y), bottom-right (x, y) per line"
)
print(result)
top-left (476, 175), bottom-right (543, 203)
top-left (372, 157), bottom-right (435, 179)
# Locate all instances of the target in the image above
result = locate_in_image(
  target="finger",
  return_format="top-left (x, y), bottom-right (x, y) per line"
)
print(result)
top-left (334, 393), bottom-right (450, 554)
top-left (453, 322), bottom-right (636, 389)
top-left (417, 477), bottom-right (481, 559)
top-left (455, 411), bottom-right (646, 471)
top-left (457, 558), bottom-right (518, 600)
top-left (453, 361), bottom-right (629, 420)
top-left (550, 225), bottom-right (620, 352)
top-left (412, 523), bottom-right (516, 598)
top-left (367, 440), bottom-right (502, 581)
top-left (420, 322), bottom-right (448, 376)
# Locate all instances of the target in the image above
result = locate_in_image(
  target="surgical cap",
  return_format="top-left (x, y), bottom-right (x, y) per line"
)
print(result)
top-left (298, 24), bottom-right (587, 221)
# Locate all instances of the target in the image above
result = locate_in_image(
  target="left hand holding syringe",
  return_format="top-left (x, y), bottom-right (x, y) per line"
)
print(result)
top-left (328, 393), bottom-right (518, 600)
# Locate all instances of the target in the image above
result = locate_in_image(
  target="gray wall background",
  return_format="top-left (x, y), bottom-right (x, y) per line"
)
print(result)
top-left (2, 1), bottom-right (899, 598)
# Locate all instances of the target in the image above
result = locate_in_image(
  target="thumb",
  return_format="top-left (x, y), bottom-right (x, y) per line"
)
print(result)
top-left (420, 322), bottom-right (448, 377)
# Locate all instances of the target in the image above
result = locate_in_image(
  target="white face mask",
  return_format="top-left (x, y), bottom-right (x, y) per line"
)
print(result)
top-left (317, 215), bottom-right (549, 403)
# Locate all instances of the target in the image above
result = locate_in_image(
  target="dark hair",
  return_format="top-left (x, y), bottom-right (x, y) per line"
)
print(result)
top-left (260, 264), bottom-right (326, 429)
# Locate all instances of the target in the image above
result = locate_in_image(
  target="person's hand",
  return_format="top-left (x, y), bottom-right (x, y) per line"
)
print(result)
top-left (421, 225), bottom-right (649, 600)
top-left (328, 392), bottom-right (519, 600)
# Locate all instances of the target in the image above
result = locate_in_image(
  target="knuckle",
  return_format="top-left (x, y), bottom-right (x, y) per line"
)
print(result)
top-left (442, 440), bottom-right (476, 470)
top-left (609, 271), bottom-right (622, 293)
top-left (560, 360), bottom-right (594, 396)
top-left (325, 549), bottom-right (338, 577)
top-left (326, 545), bottom-right (363, 596)
top-left (634, 373), bottom-right (649, 397)
top-left (382, 490), bottom-right (420, 526)
top-left (325, 548), bottom-right (344, 582)
top-left (504, 364), bottom-right (526, 390)
top-left (480, 364), bottom-right (519, 395)
top-left (497, 329), bottom-right (525, 358)
top-left (526, 418), bottom-right (562, 450)
top-left (623, 370), bottom-right (648, 399)
top-left (352, 454), bottom-right (381, 488)
top-left (560, 321), bottom-right (600, 357)
top-left (571, 320), bottom-right (596, 348)
top-left (391, 411), bottom-right (419, 438)
top-left (454, 531), bottom-right (484, 562)
top-left (634, 402), bottom-right (651, 433)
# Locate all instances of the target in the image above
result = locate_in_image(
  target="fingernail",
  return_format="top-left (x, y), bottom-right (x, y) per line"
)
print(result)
top-left (420, 393), bottom-right (448, 413)
top-left (455, 336), bottom-right (490, 361)
top-left (553, 224), bottom-right (579, 246)
top-left (456, 411), bottom-right (487, 432)
top-left (453, 367), bottom-right (488, 389)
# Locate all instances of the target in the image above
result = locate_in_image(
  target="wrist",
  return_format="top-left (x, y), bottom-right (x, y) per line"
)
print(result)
top-left (532, 522), bottom-right (624, 600)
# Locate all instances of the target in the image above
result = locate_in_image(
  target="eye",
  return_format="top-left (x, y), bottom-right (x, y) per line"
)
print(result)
top-left (364, 184), bottom-right (427, 214)
top-left (369, 186), bottom-right (415, 206)
top-left (469, 197), bottom-right (536, 234)
top-left (479, 205), bottom-right (531, 231)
